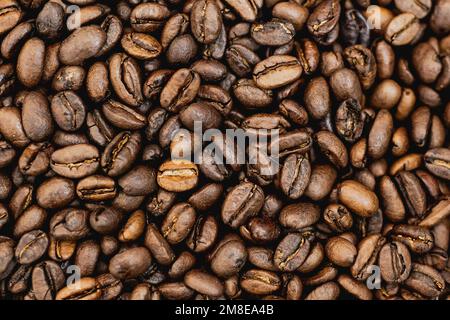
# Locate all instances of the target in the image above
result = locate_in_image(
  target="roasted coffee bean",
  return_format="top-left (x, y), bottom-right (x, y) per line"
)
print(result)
top-left (391, 225), bottom-right (434, 254)
top-left (16, 38), bottom-right (45, 88)
top-left (166, 34), bottom-right (198, 65)
top-left (102, 99), bottom-right (147, 130)
top-left (36, 177), bottom-right (75, 210)
top-left (15, 230), bottom-right (48, 265)
top-left (351, 234), bottom-right (386, 280)
top-left (379, 241), bottom-right (412, 284)
top-left (224, 0), bottom-right (262, 22)
top-left (190, 0), bottom-right (222, 44)
top-left (338, 180), bottom-right (379, 218)
top-left (0, 106), bottom-right (30, 148)
top-left (21, 91), bottom-right (53, 142)
top-left (323, 204), bottom-right (353, 233)
top-left (118, 210), bottom-right (145, 243)
top-left (233, 79), bottom-right (273, 108)
top-left (13, 205), bottom-right (46, 238)
top-left (147, 189), bottom-right (176, 217)
top-left (385, 13), bottom-right (420, 46)
top-left (187, 215), bottom-right (218, 252)
top-left (86, 62), bottom-right (110, 103)
top-left (305, 164), bottom-right (337, 201)
top-left (0, 0), bottom-right (448, 302)
top-left (50, 208), bottom-right (90, 241)
top-left (160, 68), bottom-right (200, 113)
top-left (342, 9), bottom-right (370, 46)
top-left (325, 236), bottom-right (357, 267)
top-left (404, 263), bottom-right (445, 298)
top-left (337, 274), bottom-right (372, 300)
top-left (101, 132), bottom-right (141, 177)
top-left (274, 233), bottom-right (310, 272)
top-left (368, 110), bottom-right (394, 160)
top-left (59, 26), bottom-right (106, 65)
top-left (184, 269), bottom-right (224, 298)
top-left (56, 277), bottom-right (101, 300)
top-left (424, 148), bottom-right (450, 180)
top-left (18, 142), bottom-right (52, 177)
top-left (394, 171), bottom-right (427, 218)
top-left (130, 3), bottom-right (170, 33)
top-left (77, 175), bottom-right (116, 202)
top-left (240, 269), bottom-right (281, 295)
top-left (96, 273), bottom-right (122, 300)
top-left (221, 182), bottom-right (264, 228)
top-left (158, 282), bottom-right (194, 300)
top-left (335, 99), bottom-right (364, 143)
top-left (253, 55), bottom-right (302, 90)
top-left (307, 0), bottom-right (341, 37)
top-left (419, 198), bottom-right (450, 229)
top-left (251, 19), bottom-right (295, 46)
top-left (109, 247), bottom-right (152, 280)
top-left (315, 131), bottom-right (348, 168)
top-left (121, 33), bottom-right (162, 60)
top-left (52, 66), bottom-right (86, 92)
top-left (51, 144), bottom-right (99, 179)
top-left (109, 53), bottom-right (143, 107)
top-left (51, 91), bottom-right (86, 132)
top-left (89, 206), bottom-right (122, 235)
top-left (209, 234), bottom-right (247, 277)
top-left (179, 102), bottom-right (222, 130)
top-left (279, 154), bottom-right (311, 199)
top-left (157, 160), bottom-right (199, 193)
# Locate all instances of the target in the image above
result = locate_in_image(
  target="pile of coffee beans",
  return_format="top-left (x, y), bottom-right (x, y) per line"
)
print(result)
top-left (0, 0), bottom-right (449, 300)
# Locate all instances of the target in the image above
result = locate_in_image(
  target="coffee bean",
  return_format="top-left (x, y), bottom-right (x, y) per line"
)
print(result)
top-left (251, 19), bottom-right (295, 46)
top-left (187, 215), bottom-right (218, 252)
top-left (404, 263), bottom-right (445, 298)
top-left (385, 13), bottom-right (420, 46)
top-left (101, 131), bottom-right (141, 177)
top-left (224, 0), bottom-right (262, 22)
top-left (51, 144), bottom-right (99, 179)
top-left (161, 202), bottom-right (196, 245)
top-left (240, 269), bottom-right (281, 295)
top-left (338, 180), bottom-right (379, 218)
top-left (102, 99), bottom-right (147, 130)
top-left (424, 148), bottom-right (450, 180)
top-left (15, 230), bottom-right (48, 265)
top-left (130, 3), bottom-right (170, 33)
top-left (209, 234), bottom-right (247, 277)
top-left (76, 175), bottom-right (116, 202)
top-left (120, 31), bottom-right (161, 60)
top-left (0, 0), bottom-right (448, 302)
top-left (274, 233), bottom-right (310, 271)
top-left (190, 0), bottom-right (222, 44)
top-left (253, 55), bottom-right (302, 89)
top-left (36, 177), bottom-right (75, 210)
top-left (307, 0), bottom-right (341, 36)
top-left (109, 247), bottom-right (152, 280)
top-left (56, 277), bottom-right (101, 300)
top-left (391, 224), bottom-right (434, 254)
top-left (59, 26), bottom-right (106, 65)
top-left (160, 68), bottom-right (201, 113)
top-left (157, 160), bottom-right (199, 193)
top-left (221, 182), bottom-right (264, 228)
top-left (144, 223), bottom-right (175, 265)
top-left (51, 91), bottom-right (86, 132)
top-left (184, 269), bottom-right (224, 298)
top-left (109, 53), bottom-right (143, 107)
top-left (50, 208), bottom-right (90, 241)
